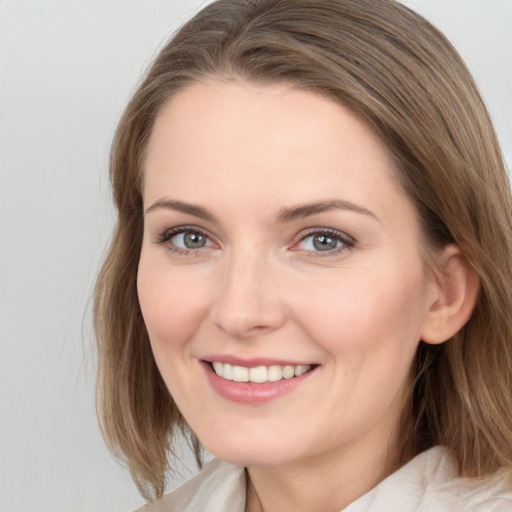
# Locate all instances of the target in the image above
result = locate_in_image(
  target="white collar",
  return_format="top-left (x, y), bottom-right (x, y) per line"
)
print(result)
top-left (139, 446), bottom-right (512, 511)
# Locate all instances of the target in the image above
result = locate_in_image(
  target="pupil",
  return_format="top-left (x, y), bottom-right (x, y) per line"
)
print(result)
top-left (184, 232), bottom-right (206, 248)
top-left (313, 234), bottom-right (337, 251)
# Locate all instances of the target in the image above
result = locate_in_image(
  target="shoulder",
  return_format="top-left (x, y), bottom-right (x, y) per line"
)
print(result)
top-left (344, 446), bottom-right (512, 512)
top-left (434, 467), bottom-right (512, 511)
top-left (135, 458), bottom-right (246, 512)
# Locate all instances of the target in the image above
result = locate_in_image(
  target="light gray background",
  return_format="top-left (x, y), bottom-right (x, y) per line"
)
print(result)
top-left (0, 1), bottom-right (510, 511)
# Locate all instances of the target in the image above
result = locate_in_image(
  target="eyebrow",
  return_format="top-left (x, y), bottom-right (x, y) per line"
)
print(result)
top-left (275, 199), bottom-right (379, 223)
top-left (145, 197), bottom-right (379, 223)
top-left (145, 199), bottom-right (216, 221)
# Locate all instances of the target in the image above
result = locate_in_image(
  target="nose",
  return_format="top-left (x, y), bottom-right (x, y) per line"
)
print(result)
top-left (209, 248), bottom-right (286, 339)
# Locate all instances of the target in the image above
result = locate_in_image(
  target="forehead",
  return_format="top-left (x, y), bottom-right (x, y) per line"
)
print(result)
top-left (147, 80), bottom-right (386, 155)
top-left (142, 79), bottom-right (406, 220)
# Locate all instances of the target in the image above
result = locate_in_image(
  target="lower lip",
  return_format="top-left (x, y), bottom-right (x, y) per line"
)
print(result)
top-left (202, 362), bottom-right (316, 405)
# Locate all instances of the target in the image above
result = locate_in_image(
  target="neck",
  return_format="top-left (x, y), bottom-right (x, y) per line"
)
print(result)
top-left (244, 435), bottom-right (401, 512)
top-left (245, 470), bottom-right (264, 512)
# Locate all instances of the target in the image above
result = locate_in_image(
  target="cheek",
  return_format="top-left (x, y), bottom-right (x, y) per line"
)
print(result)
top-left (137, 260), bottom-right (211, 351)
top-left (137, 260), bottom-right (215, 409)
top-left (289, 264), bottom-right (428, 430)
top-left (290, 262), bottom-right (428, 358)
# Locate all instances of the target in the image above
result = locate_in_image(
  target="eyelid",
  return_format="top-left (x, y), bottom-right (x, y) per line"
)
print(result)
top-left (152, 225), bottom-right (355, 257)
top-left (153, 225), bottom-right (217, 254)
top-left (291, 228), bottom-right (355, 255)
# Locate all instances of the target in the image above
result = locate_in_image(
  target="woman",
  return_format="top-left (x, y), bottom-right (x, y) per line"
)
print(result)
top-left (94, 0), bottom-right (512, 510)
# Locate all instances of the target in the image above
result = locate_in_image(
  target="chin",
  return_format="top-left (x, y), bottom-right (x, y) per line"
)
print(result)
top-left (200, 432), bottom-right (298, 467)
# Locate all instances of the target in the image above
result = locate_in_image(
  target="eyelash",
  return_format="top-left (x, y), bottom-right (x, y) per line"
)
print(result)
top-left (154, 226), bottom-right (355, 257)
top-left (294, 228), bottom-right (355, 257)
top-left (154, 226), bottom-right (213, 256)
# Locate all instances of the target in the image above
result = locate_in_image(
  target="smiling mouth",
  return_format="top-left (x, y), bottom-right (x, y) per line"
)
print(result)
top-left (208, 361), bottom-right (315, 383)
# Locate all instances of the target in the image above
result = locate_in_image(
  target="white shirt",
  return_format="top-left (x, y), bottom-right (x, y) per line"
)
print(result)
top-left (137, 446), bottom-right (512, 511)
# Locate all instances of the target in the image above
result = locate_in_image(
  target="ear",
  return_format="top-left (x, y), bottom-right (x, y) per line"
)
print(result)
top-left (421, 244), bottom-right (479, 345)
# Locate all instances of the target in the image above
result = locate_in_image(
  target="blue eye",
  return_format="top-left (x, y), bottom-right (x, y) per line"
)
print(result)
top-left (156, 227), bottom-right (214, 253)
top-left (297, 230), bottom-right (354, 253)
top-left (172, 231), bottom-right (209, 249)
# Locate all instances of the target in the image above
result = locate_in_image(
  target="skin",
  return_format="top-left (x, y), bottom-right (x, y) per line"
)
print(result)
top-left (137, 79), bottom-right (445, 511)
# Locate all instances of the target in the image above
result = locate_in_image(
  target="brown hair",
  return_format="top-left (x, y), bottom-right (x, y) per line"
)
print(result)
top-left (94, 0), bottom-right (512, 500)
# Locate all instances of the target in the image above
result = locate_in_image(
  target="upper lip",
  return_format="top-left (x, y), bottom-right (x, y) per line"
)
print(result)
top-left (202, 355), bottom-right (317, 368)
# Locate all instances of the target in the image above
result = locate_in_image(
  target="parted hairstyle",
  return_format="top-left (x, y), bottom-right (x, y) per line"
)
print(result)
top-left (94, 0), bottom-right (512, 501)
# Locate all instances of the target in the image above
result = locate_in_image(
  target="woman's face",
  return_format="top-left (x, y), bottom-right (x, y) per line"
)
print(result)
top-left (138, 80), bottom-right (437, 470)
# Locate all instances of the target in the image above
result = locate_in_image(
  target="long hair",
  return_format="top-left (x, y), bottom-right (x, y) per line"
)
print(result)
top-left (94, 0), bottom-right (512, 500)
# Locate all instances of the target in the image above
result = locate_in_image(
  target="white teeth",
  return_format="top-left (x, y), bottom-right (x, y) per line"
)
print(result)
top-left (232, 365), bottom-right (249, 382)
top-left (267, 365), bottom-right (283, 382)
top-left (211, 362), bottom-right (313, 383)
top-left (223, 363), bottom-right (233, 381)
top-left (294, 365), bottom-right (309, 377)
top-left (249, 366), bottom-right (267, 383)
top-left (283, 365), bottom-right (295, 379)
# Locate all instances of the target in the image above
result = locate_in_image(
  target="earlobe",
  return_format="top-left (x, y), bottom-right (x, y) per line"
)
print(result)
top-left (421, 244), bottom-right (479, 345)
